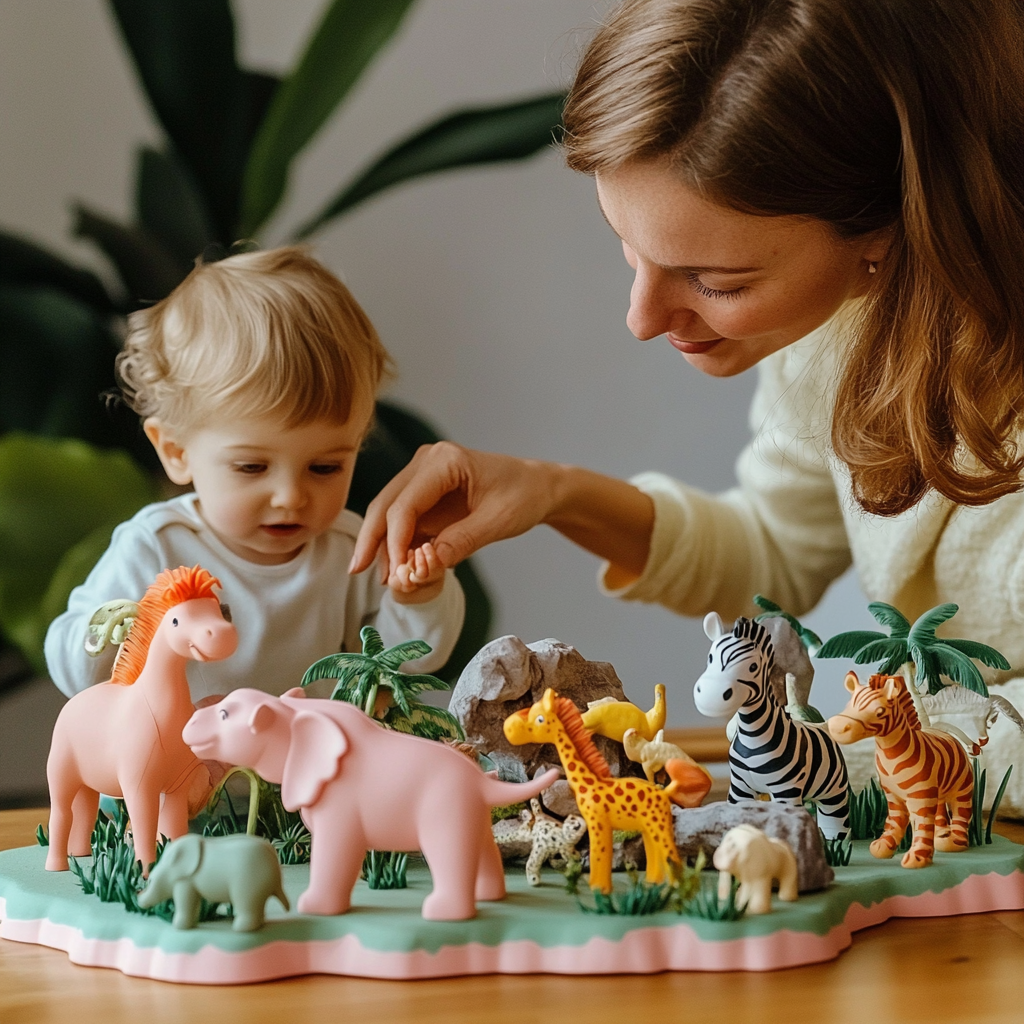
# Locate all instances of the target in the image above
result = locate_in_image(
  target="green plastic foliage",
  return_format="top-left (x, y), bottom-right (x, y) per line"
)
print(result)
top-left (0, 435), bottom-right (157, 671)
top-left (817, 601), bottom-right (1008, 696)
top-left (240, 0), bottom-right (418, 235)
top-left (296, 92), bottom-right (566, 238)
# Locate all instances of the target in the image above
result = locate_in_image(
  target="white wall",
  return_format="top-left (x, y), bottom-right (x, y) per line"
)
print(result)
top-left (0, 0), bottom-right (869, 795)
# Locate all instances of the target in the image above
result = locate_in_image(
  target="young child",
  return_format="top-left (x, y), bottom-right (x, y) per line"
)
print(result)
top-left (44, 246), bottom-right (465, 705)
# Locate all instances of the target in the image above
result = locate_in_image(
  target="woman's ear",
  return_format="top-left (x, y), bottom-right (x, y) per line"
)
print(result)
top-left (143, 418), bottom-right (193, 485)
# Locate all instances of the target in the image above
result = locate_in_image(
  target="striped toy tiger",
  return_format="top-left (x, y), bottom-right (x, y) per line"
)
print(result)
top-left (694, 613), bottom-right (850, 840)
top-left (827, 671), bottom-right (974, 869)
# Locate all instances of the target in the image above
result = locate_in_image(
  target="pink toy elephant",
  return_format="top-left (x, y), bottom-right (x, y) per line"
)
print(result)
top-left (183, 688), bottom-right (560, 921)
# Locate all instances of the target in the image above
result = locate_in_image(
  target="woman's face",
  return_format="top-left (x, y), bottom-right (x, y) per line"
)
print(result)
top-left (595, 160), bottom-right (888, 377)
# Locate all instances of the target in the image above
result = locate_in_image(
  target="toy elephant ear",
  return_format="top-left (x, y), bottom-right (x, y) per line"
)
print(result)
top-left (280, 711), bottom-right (349, 810)
top-left (161, 834), bottom-right (202, 878)
top-left (703, 611), bottom-right (725, 641)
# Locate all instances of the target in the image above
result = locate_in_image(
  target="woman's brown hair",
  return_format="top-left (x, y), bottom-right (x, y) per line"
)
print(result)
top-left (564, 0), bottom-right (1024, 515)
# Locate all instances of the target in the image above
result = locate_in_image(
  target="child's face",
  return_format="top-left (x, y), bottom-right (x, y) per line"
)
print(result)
top-left (147, 411), bottom-right (370, 565)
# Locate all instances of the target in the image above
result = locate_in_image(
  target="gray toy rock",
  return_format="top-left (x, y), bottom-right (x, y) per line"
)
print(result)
top-left (451, 636), bottom-right (645, 793)
top-left (672, 801), bottom-right (834, 893)
top-left (138, 833), bottom-right (289, 931)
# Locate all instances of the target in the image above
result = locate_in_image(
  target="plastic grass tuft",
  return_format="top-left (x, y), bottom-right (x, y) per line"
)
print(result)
top-left (680, 875), bottom-right (748, 921)
top-left (820, 831), bottom-right (852, 867)
top-left (968, 758), bottom-right (1013, 847)
top-left (35, 823), bottom-right (48, 847)
top-left (361, 850), bottom-right (409, 889)
top-left (849, 779), bottom-right (888, 840)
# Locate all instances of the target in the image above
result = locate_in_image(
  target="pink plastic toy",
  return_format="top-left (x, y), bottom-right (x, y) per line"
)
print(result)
top-left (183, 687), bottom-right (561, 921)
top-left (45, 566), bottom-right (237, 874)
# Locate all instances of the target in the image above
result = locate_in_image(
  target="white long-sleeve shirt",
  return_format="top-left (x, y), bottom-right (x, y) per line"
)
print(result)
top-left (45, 494), bottom-right (465, 703)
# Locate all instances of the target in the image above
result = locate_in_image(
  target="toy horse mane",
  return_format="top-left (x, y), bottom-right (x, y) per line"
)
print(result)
top-left (110, 565), bottom-right (221, 685)
top-left (554, 696), bottom-right (613, 782)
top-left (867, 673), bottom-right (921, 730)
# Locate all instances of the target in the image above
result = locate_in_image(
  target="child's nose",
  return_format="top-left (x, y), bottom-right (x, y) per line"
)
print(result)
top-left (270, 475), bottom-right (307, 509)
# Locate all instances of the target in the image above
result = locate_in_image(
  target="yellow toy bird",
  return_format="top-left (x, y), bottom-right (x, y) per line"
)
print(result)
top-left (581, 683), bottom-right (666, 743)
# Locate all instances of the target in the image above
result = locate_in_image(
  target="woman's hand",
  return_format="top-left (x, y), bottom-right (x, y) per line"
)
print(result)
top-left (350, 440), bottom-right (656, 584)
top-left (350, 442), bottom-right (559, 578)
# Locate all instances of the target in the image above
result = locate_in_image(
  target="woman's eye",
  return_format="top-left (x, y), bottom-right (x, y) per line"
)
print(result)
top-left (310, 463), bottom-right (342, 476)
top-left (687, 273), bottom-right (745, 300)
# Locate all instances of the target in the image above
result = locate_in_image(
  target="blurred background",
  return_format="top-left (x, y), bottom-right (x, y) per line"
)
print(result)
top-left (0, 0), bottom-right (869, 806)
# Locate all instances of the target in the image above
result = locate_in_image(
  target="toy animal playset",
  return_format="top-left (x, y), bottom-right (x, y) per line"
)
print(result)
top-left (0, 576), bottom-right (1021, 983)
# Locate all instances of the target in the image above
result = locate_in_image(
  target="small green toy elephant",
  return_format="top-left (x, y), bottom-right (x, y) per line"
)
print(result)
top-left (138, 833), bottom-right (289, 931)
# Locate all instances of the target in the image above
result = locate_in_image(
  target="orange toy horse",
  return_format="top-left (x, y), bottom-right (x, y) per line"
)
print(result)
top-left (45, 566), bottom-right (237, 874)
top-left (827, 672), bottom-right (974, 869)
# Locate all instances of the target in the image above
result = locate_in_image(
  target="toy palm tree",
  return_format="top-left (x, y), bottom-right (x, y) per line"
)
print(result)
top-left (301, 626), bottom-right (463, 741)
top-left (817, 602), bottom-right (1008, 698)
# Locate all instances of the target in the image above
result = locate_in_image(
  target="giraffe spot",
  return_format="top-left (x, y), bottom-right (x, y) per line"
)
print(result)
top-left (567, 762), bottom-right (577, 772)
top-left (614, 786), bottom-right (623, 796)
top-left (578, 786), bottom-right (588, 795)
top-left (583, 777), bottom-right (595, 786)
top-left (625, 782), bottom-right (636, 790)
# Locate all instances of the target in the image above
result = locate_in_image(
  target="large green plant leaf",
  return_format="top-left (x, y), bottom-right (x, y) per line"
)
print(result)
top-left (0, 285), bottom-right (120, 445)
top-left (296, 92), bottom-right (565, 238)
top-left (73, 206), bottom-right (185, 304)
top-left (816, 630), bottom-right (886, 660)
top-left (136, 147), bottom-right (214, 270)
top-left (0, 435), bottom-right (157, 671)
top-left (240, 0), bottom-right (418, 235)
top-left (0, 231), bottom-right (113, 313)
top-left (109, 0), bottom-right (278, 242)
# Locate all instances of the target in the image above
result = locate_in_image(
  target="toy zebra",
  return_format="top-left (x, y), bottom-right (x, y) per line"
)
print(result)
top-left (828, 672), bottom-right (974, 869)
top-left (694, 613), bottom-right (850, 840)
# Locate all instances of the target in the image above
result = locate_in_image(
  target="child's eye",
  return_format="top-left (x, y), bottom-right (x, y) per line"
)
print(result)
top-left (233, 462), bottom-right (266, 475)
top-left (310, 463), bottom-right (342, 476)
top-left (687, 273), bottom-right (746, 300)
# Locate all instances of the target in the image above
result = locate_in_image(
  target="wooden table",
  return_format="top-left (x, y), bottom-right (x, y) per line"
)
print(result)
top-left (2, 808), bottom-right (1022, 1024)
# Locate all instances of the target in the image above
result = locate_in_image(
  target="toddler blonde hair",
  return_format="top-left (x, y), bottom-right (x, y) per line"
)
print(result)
top-left (116, 246), bottom-right (393, 433)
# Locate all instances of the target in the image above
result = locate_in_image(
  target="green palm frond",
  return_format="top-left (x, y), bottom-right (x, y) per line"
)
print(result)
top-left (358, 625), bottom-right (385, 657)
top-left (867, 602), bottom-right (911, 636)
top-left (921, 644), bottom-right (987, 695)
top-left (753, 595), bottom-right (783, 616)
top-left (817, 631), bottom-right (887, 660)
top-left (383, 702), bottom-right (463, 741)
top-left (940, 638), bottom-right (1010, 670)
top-left (376, 639), bottom-right (433, 670)
top-left (913, 648), bottom-right (944, 694)
top-left (907, 603), bottom-right (959, 646)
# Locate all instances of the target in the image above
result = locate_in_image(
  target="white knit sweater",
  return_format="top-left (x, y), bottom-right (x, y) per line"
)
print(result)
top-left (601, 302), bottom-right (1024, 813)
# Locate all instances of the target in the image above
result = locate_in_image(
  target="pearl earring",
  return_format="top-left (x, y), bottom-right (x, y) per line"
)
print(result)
top-left (867, 262), bottom-right (878, 274)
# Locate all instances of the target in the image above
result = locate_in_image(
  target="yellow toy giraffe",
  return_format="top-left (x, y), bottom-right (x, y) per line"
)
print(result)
top-left (503, 688), bottom-right (681, 894)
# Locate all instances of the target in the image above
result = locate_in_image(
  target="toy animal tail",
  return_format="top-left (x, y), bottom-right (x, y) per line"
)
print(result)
top-left (481, 767), bottom-right (561, 807)
top-left (663, 758), bottom-right (713, 809)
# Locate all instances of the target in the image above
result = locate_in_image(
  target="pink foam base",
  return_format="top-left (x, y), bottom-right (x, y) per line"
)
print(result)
top-left (2, 870), bottom-right (1022, 984)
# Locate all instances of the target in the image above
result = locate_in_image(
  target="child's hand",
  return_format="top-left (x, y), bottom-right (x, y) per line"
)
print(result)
top-left (387, 540), bottom-right (446, 604)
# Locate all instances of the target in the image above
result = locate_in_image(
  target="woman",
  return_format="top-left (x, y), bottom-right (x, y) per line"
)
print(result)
top-left (352, 0), bottom-right (1024, 800)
